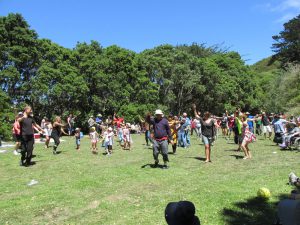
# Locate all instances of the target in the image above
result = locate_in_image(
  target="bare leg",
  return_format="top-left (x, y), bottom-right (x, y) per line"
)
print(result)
top-left (205, 144), bottom-right (211, 162)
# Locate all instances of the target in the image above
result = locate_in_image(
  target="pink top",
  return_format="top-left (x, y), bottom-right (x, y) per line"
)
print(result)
top-left (12, 121), bottom-right (21, 135)
top-left (123, 128), bottom-right (130, 137)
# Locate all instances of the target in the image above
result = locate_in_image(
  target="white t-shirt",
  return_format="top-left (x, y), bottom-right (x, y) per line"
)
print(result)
top-left (105, 131), bottom-right (114, 145)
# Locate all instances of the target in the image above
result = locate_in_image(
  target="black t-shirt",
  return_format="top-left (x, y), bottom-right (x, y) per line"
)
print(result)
top-left (20, 117), bottom-right (35, 136)
top-left (52, 123), bottom-right (62, 136)
top-left (200, 118), bottom-right (215, 137)
top-left (262, 115), bottom-right (270, 126)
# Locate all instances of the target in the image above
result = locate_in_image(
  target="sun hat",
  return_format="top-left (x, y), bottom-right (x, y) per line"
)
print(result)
top-left (155, 109), bottom-right (164, 115)
top-left (97, 113), bottom-right (102, 117)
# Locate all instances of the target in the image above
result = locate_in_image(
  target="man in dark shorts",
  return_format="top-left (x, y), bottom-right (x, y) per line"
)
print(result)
top-left (146, 109), bottom-right (173, 169)
top-left (18, 106), bottom-right (44, 166)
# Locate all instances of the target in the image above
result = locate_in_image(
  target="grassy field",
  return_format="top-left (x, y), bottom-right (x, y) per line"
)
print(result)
top-left (0, 133), bottom-right (299, 225)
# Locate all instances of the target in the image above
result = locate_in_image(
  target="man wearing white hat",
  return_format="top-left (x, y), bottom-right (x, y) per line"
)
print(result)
top-left (146, 109), bottom-right (173, 169)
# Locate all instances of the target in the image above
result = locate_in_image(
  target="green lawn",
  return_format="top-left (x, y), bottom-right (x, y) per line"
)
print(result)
top-left (0, 134), bottom-right (299, 225)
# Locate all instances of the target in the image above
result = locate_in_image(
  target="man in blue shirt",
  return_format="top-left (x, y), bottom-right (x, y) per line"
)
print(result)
top-left (246, 112), bottom-right (254, 133)
top-left (95, 113), bottom-right (103, 133)
top-left (182, 112), bottom-right (191, 147)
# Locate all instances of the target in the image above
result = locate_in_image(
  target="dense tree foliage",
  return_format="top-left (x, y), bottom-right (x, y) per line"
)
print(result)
top-left (0, 13), bottom-right (299, 139)
top-left (272, 14), bottom-right (300, 65)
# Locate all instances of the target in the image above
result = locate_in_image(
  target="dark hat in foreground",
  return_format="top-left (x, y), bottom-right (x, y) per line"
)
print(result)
top-left (165, 201), bottom-right (200, 225)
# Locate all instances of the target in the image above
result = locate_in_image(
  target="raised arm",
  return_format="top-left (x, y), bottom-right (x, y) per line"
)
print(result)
top-left (192, 104), bottom-right (200, 119)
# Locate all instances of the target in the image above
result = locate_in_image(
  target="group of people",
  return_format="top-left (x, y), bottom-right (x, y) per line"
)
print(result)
top-left (11, 104), bottom-right (300, 167)
top-left (11, 107), bottom-right (137, 166)
top-left (141, 105), bottom-right (300, 167)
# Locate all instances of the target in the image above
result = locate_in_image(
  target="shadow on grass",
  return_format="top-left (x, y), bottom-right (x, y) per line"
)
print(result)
top-left (185, 156), bottom-right (206, 161)
top-left (224, 149), bottom-right (239, 152)
top-left (229, 154), bottom-right (244, 159)
top-left (141, 163), bottom-right (165, 169)
top-left (222, 194), bottom-right (289, 225)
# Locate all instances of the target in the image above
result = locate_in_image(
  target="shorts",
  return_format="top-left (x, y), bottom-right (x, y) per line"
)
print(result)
top-left (13, 134), bottom-right (21, 142)
top-left (44, 129), bottom-right (52, 137)
top-left (202, 135), bottom-right (213, 146)
top-left (221, 125), bottom-right (227, 129)
top-left (76, 139), bottom-right (80, 145)
top-left (262, 125), bottom-right (272, 133)
top-left (108, 145), bottom-right (112, 150)
top-left (91, 139), bottom-right (98, 144)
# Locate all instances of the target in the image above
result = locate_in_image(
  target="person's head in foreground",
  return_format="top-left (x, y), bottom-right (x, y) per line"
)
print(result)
top-left (165, 201), bottom-right (200, 225)
top-left (155, 109), bottom-right (164, 120)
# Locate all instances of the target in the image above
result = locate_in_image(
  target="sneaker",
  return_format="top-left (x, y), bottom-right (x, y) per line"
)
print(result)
top-left (153, 161), bottom-right (159, 168)
top-left (162, 165), bottom-right (169, 169)
top-left (289, 172), bottom-right (299, 184)
top-left (19, 160), bottom-right (25, 166)
top-left (13, 150), bottom-right (20, 156)
top-left (279, 143), bottom-right (286, 148)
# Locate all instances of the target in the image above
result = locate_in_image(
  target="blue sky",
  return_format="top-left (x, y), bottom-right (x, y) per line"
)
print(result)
top-left (1, 0), bottom-right (300, 64)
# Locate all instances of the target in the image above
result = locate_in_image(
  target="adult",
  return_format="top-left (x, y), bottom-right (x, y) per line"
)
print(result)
top-left (192, 104), bottom-right (217, 163)
top-left (233, 111), bottom-right (243, 151)
top-left (88, 115), bottom-right (96, 128)
top-left (246, 112), bottom-right (255, 134)
top-left (17, 106), bottom-right (44, 166)
top-left (12, 112), bottom-right (23, 155)
top-left (95, 113), bottom-right (103, 133)
top-left (146, 109), bottom-right (173, 169)
top-left (220, 113), bottom-right (229, 138)
top-left (272, 114), bottom-right (286, 144)
top-left (141, 114), bottom-right (153, 146)
top-left (67, 114), bottom-right (76, 135)
top-left (228, 115), bottom-right (235, 139)
top-left (255, 115), bottom-right (262, 135)
top-left (182, 113), bottom-right (191, 146)
top-left (40, 116), bottom-right (46, 141)
top-left (261, 112), bottom-right (272, 139)
top-left (113, 113), bottom-right (124, 144)
top-left (168, 114), bottom-right (181, 154)
top-left (193, 115), bottom-right (202, 138)
top-left (51, 116), bottom-right (68, 154)
top-left (178, 118), bottom-right (187, 148)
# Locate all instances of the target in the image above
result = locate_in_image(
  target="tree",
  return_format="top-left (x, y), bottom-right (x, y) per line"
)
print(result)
top-left (272, 14), bottom-right (300, 65)
top-left (0, 13), bottom-right (39, 105)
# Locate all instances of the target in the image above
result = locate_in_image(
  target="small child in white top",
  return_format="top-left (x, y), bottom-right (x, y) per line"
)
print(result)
top-left (105, 127), bottom-right (114, 155)
top-left (89, 127), bottom-right (99, 153)
top-left (122, 123), bottom-right (131, 150)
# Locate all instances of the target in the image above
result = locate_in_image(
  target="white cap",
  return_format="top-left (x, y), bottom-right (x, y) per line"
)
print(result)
top-left (108, 127), bottom-right (113, 131)
top-left (155, 109), bottom-right (163, 115)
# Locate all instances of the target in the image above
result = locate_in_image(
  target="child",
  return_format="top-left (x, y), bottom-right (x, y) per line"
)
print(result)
top-left (44, 118), bottom-right (52, 149)
top-left (105, 127), bottom-right (114, 155)
top-left (122, 123), bottom-right (131, 150)
top-left (89, 127), bottom-right (99, 154)
top-left (74, 128), bottom-right (81, 150)
top-left (241, 115), bottom-right (256, 159)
